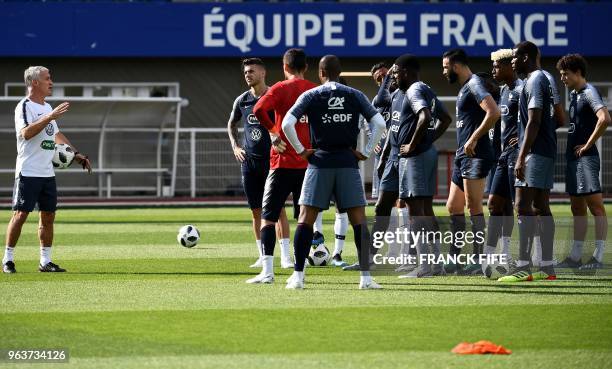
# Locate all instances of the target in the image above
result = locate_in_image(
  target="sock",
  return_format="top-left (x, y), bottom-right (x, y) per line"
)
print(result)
top-left (387, 208), bottom-right (399, 256)
top-left (532, 235), bottom-right (542, 266)
top-left (314, 212), bottom-right (324, 234)
top-left (280, 238), bottom-right (291, 260)
top-left (256, 240), bottom-right (263, 258)
top-left (449, 214), bottom-right (466, 256)
top-left (486, 211), bottom-right (503, 251)
top-left (484, 245), bottom-right (496, 255)
top-left (539, 215), bottom-right (555, 264)
top-left (333, 213), bottom-right (348, 255)
top-left (470, 214), bottom-right (486, 256)
top-left (501, 236), bottom-right (511, 258)
top-left (540, 260), bottom-right (554, 267)
top-left (40, 246), bottom-right (52, 266)
top-left (261, 224), bottom-right (276, 256)
top-left (594, 240), bottom-right (605, 262)
top-left (570, 240), bottom-right (584, 262)
top-left (3, 246), bottom-right (14, 264)
top-left (398, 207), bottom-right (409, 228)
top-left (293, 223), bottom-right (313, 272)
top-left (517, 214), bottom-right (536, 263)
top-left (431, 217), bottom-right (441, 258)
top-left (353, 223), bottom-right (371, 271)
top-left (413, 217), bottom-right (431, 271)
top-left (516, 259), bottom-right (530, 268)
top-left (262, 255), bottom-right (273, 275)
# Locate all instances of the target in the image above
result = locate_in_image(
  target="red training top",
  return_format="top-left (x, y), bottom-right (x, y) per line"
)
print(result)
top-left (253, 78), bottom-right (317, 170)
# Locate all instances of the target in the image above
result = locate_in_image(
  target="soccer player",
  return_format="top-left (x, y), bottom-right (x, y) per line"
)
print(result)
top-left (2, 66), bottom-right (91, 274)
top-left (499, 41), bottom-right (557, 282)
top-left (392, 54), bottom-right (452, 278)
top-left (484, 49), bottom-right (524, 265)
top-left (245, 49), bottom-right (317, 284)
top-left (556, 54), bottom-right (610, 270)
top-left (282, 55), bottom-right (386, 289)
top-left (227, 58), bottom-right (292, 269)
top-left (442, 49), bottom-right (500, 274)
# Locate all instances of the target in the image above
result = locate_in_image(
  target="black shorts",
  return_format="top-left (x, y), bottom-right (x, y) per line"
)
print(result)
top-left (451, 157), bottom-right (493, 192)
top-left (489, 146), bottom-right (519, 201)
top-left (12, 174), bottom-right (57, 212)
top-left (262, 168), bottom-right (306, 222)
top-left (241, 157), bottom-right (270, 210)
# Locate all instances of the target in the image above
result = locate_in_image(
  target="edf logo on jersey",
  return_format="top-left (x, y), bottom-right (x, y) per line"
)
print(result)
top-left (323, 96), bottom-right (352, 123)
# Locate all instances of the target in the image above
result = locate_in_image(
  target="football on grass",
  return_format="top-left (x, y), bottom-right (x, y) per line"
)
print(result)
top-left (307, 243), bottom-right (330, 266)
top-left (52, 143), bottom-right (75, 169)
top-left (177, 225), bottom-right (200, 248)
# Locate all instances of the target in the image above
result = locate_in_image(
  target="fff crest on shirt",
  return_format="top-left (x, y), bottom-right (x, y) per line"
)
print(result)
top-left (45, 123), bottom-right (54, 136)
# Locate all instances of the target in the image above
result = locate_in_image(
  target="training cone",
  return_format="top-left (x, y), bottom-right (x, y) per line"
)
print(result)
top-left (451, 340), bottom-right (512, 355)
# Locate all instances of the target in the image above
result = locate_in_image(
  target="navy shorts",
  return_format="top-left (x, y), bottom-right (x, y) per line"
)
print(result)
top-left (566, 155), bottom-right (601, 197)
top-left (489, 146), bottom-right (519, 201)
top-left (12, 174), bottom-right (57, 212)
top-left (451, 157), bottom-right (493, 191)
top-left (241, 157), bottom-right (270, 210)
top-left (515, 153), bottom-right (554, 190)
top-left (379, 159), bottom-right (399, 193)
top-left (262, 168), bottom-right (305, 222)
top-left (299, 167), bottom-right (366, 212)
top-left (399, 146), bottom-right (438, 198)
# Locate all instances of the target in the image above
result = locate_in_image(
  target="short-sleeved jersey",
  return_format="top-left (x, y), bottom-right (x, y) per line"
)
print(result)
top-left (542, 70), bottom-right (562, 106)
top-left (567, 83), bottom-right (607, 160)
top-left (386, 90), bottom-right (405, 162)
top-left (455, 74), bottom-right (494, 160)
top-left (230, 90), bottom-right (271, 160)
top-left (287, 82), bottom-right (378, 169)
top-left (14, 98), bottom-right (58, 178)
top-left (253, 78), bottom-right (317, 170)
top-left (397, 81), bottom-right (447, 157)
top-left (499, 79), bottom-right (523, 149)
top-left (517, 70), bottom-right (556, 158)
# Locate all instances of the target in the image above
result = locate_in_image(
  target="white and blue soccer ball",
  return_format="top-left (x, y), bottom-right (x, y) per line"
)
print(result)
top-left (307, 243), bottom-right (330, 266)
top-left (177, 225), bottom-right (200, 248)
top-left (52, 143), bottom-right (75, 169)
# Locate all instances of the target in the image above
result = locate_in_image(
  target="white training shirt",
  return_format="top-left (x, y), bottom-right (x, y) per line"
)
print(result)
top-left (14, 98), bottom-right (59, 178)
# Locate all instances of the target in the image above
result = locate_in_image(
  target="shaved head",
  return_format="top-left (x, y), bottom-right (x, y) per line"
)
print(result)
top-left (319, 55), bottom-right (342, 81)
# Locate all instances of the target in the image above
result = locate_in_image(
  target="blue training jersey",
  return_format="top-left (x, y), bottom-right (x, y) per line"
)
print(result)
top-left (499, 79), bottom-right (523, 150)
top-left (455, 74), bottom-right (494, 161)
top-left (230, 90), bottom-right (272, 159)
top-left (517, 70), bottom-right (556, 159)
top-left (397, 81), bottom-right (447, 157)
top-left (287, 81), bottom-right (378, 169)
top-left (567, 83), bottom-right (607, 160)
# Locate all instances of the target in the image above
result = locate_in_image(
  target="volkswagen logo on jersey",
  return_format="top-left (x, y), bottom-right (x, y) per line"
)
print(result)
top-left (383, 112), bottom-right (391, 122)
top-left (328, 97), bottom-right (345, 110)
top-left (247, 114), bottom-right (259, 125)
top-left (250, 127), bottom-right (262, 141)
top-left (568, 123), bottom-right (575, 134)
top-left (488, 128), bottom-right (495, 140)
top-left (45, 123), bottom-right (54, 136)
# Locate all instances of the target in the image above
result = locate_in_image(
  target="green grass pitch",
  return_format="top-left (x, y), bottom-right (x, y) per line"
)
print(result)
top-left (0, 206), bottom-right (611, 369)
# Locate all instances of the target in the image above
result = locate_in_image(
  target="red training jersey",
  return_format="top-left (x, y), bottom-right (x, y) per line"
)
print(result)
top-left (253, 78), bottom-right (317, 170)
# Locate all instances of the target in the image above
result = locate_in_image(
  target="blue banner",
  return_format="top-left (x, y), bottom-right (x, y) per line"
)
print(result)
top-left (0, 3), bottom-right (609, 57)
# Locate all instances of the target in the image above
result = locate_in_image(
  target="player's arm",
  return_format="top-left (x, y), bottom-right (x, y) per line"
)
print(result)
top-left (356, 91), bottom-right (385, 160)
top-left (575, 95), bottom-right (611, 157)
top-left (227, 97), bottom-right (246, 162)
top-left (282, 92), bottom-right (313, 160)
top-left (253, 88), bottom-right (278, 133)
top-left (465, 91), bottom-right (501, 157)
top-left (432, 102), bottom-right (452, 142)
top-left (373, 72), bottom-right (394, 109)
top-left (55, 132), bottom-right (92, 173)
top-left (553, 103), bottom-right (566, 128)
top-left (20, 102), bottom-right (69, 140)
